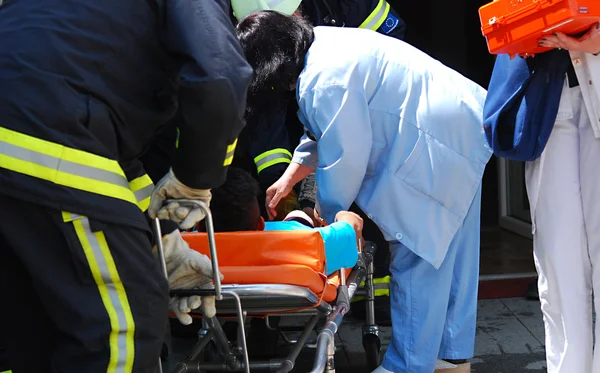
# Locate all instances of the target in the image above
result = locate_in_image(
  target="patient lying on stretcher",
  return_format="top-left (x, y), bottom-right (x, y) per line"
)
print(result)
top-left (197, 167), bottom-right (363, 275)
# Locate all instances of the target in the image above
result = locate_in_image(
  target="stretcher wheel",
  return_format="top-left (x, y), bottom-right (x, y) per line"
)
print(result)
top-left (363, 333), bottom-right (381, 371)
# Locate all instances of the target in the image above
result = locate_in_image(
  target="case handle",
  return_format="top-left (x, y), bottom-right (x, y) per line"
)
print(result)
top-left (488, 0), bottom-right (545, 27)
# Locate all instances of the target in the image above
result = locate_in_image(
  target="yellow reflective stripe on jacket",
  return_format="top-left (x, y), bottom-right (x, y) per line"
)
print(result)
top-left (223, 138), bottom-right (238, 166)
top-left (129, 174), bottom-right (154, 212)
top-left (352, 275), bottom-right (390, 302)
top-left (359, 0), bottom-right (391, 31)
top-left (254, 148), bottom-right (292, 174)
top-left (0, 126), bottom-right (141, 208)
top-left (64, 212), bottom-right (136, 373)
top-left (0, 370), bottom-right (12, 373)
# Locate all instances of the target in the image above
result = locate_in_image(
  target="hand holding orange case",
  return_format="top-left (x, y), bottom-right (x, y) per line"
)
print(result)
top-left (479, 0), bottom-right (600, 55)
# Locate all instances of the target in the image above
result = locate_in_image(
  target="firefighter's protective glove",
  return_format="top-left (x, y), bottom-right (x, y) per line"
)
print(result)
top-left (149, 169), bottom-right (212, 230)
top-left (156, 230), bottom-right (223, 325)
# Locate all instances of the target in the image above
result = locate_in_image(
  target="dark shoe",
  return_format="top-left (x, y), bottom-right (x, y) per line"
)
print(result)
top-left (350, 296), bottom-right (392, 326)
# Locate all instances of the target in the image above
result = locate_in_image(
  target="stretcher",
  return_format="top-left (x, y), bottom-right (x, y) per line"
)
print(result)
top-left (155, 200), bottom-right (382, 373)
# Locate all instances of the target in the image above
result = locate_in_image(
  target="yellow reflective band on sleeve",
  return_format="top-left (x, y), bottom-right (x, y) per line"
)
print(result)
top-left (0, 127), bottom-right (143, 208)
top-left (175, 127), bottom-right (180, 149)
top-left (359, 0), bottom-right (391, 31)
top-left (69, 213), bottom-right (136, 373)
top-left (351, 275), bottom-right (390, 302)
top-left (0, 370), bottom-right (12, 373)
top-left (254, 148), bottom-right (293, 174)
top-left (223, 138), bottom-right (238, 166)
top-left (62, 211), bottom-right (81, 222)
top-left (129, 174), bottom-right (154, 212)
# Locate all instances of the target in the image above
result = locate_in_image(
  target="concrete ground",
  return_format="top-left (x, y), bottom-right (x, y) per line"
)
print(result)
top-left (164, 298), bottom-right (548, 373)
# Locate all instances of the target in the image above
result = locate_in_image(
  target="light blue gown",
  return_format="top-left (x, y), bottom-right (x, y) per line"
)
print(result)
top-left (292, 26), bottom-right (492, 372)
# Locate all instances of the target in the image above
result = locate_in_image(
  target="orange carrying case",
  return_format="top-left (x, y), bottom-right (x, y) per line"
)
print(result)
top-left (479, 0), bottom-right (600, 55)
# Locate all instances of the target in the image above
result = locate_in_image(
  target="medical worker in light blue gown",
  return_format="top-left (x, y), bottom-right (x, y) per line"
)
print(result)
top-left (236, 11), bottom-right (491, 373)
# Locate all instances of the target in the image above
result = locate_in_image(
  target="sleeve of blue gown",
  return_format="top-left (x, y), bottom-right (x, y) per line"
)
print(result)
top-left (291, 132), bottom-right (319, 169)
top-left (317, 222), bottom-right (359, 275)
top-left (297, 86), bottom-right (372, 224)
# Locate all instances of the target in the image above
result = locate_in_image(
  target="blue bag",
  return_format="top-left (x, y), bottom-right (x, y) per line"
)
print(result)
top-left (483, 49), bottom-right (572, 161)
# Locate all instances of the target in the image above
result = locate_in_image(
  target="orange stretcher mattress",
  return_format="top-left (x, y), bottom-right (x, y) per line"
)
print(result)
top-left (182, 231), bottom-right (348, 303)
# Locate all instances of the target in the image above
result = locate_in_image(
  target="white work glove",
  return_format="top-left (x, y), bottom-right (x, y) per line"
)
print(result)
top-left (148, 169), bottom-right (212, 230)
top-left (157, 229), bottom-right (224, 325)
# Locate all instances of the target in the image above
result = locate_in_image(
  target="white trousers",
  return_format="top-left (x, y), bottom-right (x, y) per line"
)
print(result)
top-left (525, 85), bottom-right (600, 373)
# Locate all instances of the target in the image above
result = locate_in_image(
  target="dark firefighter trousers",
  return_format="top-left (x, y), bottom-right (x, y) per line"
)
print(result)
top-left (0, 194), bottom-right (169, 373)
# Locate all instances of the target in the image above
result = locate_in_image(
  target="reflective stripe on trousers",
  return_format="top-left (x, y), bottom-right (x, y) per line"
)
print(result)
top-left (0, 127), bottom-right (152, 210)
top-left (359, 0), bottom-right (391, 31)
top-left (62, 212), bottom-right (136, 373)
top-left (254, 148), bottom-right (292, 173)
top-left (352, 275), bottom-right (390, 301)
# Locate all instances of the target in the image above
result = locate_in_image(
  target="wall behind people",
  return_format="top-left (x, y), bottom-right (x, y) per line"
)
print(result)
top-left (389, 0), bottom-right (495, 87)
top-left (389, 0), bottom-right (499, 226)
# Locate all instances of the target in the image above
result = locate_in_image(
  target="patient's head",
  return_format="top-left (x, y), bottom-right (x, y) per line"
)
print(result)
top-left (198, 167), bottom-right (316, 232)
top-left (200, 167), bottom-right (265, 232)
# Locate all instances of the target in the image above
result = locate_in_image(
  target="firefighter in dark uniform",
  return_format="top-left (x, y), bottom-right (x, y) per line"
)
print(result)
top-left (0, 0), bottom-right (252, 371)
top-left (230, 0), bottom-right (401, 324)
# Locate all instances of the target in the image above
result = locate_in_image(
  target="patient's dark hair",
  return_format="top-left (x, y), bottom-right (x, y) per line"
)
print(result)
top-left (236, 11), bottom-right (314, 118)
top-left (200, 167), bottom-right (260, 232)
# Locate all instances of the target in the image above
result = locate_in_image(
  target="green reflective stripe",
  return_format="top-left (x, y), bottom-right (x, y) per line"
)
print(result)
top-left (374, 287), bottom-right (390, 297)
top-left (352, 276), bottom-right (390, 302)
top-left (133, 183), bottom-right (153, 203)
top-left (68, 213), bottom-right (136, 373)
top-left (223, 139), bottom-right (238, 166)
top-left (358, 276), bottom-right (390, 287)
top-left (1, 140), bottom-right (130, 188)
top-left (225, 149), bottom-right (235, 161)
top-left (359, 0), bottom-right (390, 31)
top-left (129, 174), bottom-right (154, 212)
top-left (254, 148), bottom-right (292, 173)
top-left (0, 127), bottom-right (140, 206)
top-left (256, 156), bottom-right (291, 173)
top-left (175, 128), bottom-right (180, 149)
top-left (0, 370), bottom-right (12, 373)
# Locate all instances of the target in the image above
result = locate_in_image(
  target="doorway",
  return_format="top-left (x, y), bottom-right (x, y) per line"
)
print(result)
top-left (498, 159), bottom-right (532, 239)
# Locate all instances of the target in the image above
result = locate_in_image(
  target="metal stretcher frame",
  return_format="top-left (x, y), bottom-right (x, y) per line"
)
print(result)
top-left (155, 200), bottom-right (381, 373)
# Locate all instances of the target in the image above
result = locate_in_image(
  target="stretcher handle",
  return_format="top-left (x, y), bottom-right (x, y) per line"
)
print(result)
top-left (163, 199), bottom-right (222, 300)
top-left (169, 289), bottom-right (216, 297)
